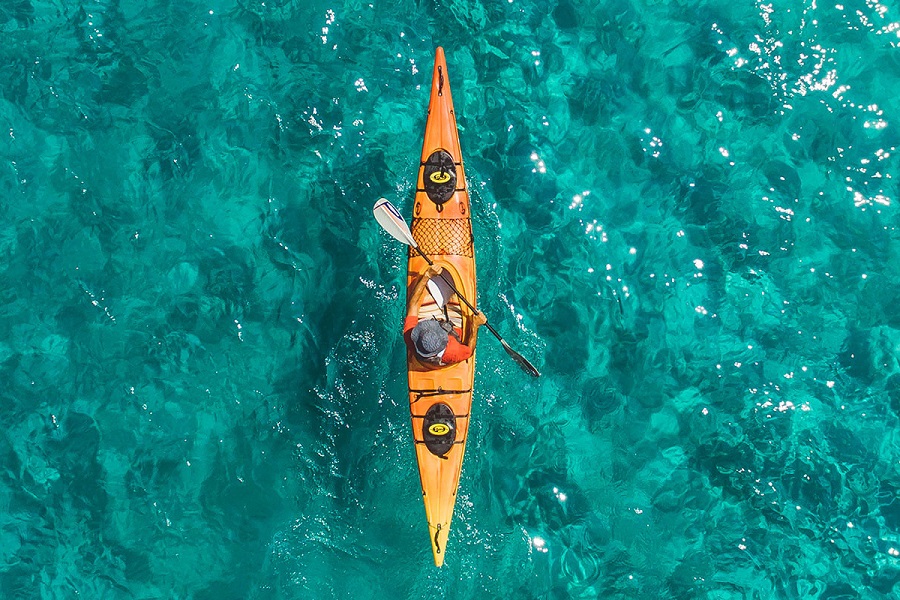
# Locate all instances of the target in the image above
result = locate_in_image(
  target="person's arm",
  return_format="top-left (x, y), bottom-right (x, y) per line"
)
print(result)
top-left (462, 310), bottom-right (487, 351)
top-left (405, 265), bottom-right (443, 327)
top-left (441, 310), bottom-right (486, 363)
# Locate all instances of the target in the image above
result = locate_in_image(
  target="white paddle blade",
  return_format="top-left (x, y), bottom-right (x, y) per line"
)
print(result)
top-left (373, 198), bottom-right (418, 248)
top-left (426, 276), bottom-right (454, 308)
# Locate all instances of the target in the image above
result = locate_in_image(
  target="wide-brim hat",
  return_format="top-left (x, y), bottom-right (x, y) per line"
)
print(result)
top-left (411, 319), bottom-right (449, 358)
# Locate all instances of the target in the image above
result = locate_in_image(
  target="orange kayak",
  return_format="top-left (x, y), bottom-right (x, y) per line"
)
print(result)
top-left (406, 47), bottom-right (477, 567)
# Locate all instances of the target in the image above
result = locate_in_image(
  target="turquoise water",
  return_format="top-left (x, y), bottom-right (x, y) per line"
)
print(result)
top-left (2, 0), bottom-right (900, 597)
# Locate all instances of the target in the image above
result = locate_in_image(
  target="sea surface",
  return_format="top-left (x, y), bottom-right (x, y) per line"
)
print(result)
top-left (1, 0), bottom-right (899, 598)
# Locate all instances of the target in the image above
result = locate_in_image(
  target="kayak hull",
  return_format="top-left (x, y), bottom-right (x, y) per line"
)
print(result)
top-left (406, 47), bottom-right (477, 568)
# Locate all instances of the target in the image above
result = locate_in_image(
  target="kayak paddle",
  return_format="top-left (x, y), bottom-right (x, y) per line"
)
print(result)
top-left (374, 197), bottom-right (541, 377)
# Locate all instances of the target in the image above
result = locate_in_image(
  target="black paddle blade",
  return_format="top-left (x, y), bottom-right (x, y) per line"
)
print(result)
top-left (480, 320), bottom-right (540, 377)
top-left (501, 340), bottom-right (541, 377)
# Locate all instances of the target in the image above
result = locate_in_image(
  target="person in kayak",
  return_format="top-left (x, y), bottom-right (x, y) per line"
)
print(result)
top-left (404, 265), bottom-right (486, 365)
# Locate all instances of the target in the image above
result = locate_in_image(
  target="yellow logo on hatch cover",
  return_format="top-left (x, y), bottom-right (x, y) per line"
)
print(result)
top-left (429, 171), bottom-right (452, 184)
top-left (428, 423), bottom-right (451, 436)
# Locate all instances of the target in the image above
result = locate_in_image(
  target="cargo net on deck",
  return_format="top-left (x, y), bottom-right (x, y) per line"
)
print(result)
top-left (409, 218), bottom-right (473, 258)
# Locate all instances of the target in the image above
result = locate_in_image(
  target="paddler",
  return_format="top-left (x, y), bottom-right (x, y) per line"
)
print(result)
top-left (404, 265), bottom-right (486, 366)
